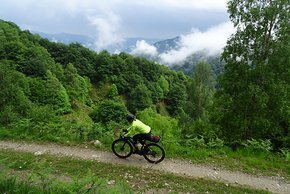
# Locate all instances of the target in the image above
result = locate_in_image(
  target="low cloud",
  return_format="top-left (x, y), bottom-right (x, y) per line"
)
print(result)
top-left (159, 22), bottom-right (235, 65)
top-left (87, 11), bottom-right (124, 51)
top-left (130, 40), bottom-right (158, 57)
top-left (133, 0), bottom-right (227, 11)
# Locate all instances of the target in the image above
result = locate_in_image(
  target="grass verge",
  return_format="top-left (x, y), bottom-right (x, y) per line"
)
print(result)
top-left (0, 149), bottom-right (269, 193)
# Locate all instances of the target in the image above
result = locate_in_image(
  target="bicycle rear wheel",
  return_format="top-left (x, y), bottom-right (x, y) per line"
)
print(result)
top-left (143, 143), bottom-right (165, 164)
top-left (112, 139), bottom-right (133, 158)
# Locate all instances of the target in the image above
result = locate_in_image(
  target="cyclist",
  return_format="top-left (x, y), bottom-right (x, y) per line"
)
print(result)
top-left (125, 114), bottom-right (152, 153)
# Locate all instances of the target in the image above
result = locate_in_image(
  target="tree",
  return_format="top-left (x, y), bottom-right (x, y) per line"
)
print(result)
top-left (64, 63), bottom-right (92, 105)
top-left (44, 70), bottom-right (71, 114)
top-left (165, 83), bottom-right (187, 116)
top-left (129, 83), bottom-right (152, 112)
top-left (158, 76), bottom-right (169, 96)
top-left (214, 0), bottom-right (290, 147)
top-left (187, 61), bottom-right (216, 119)
top-left (108, 84), bottom-right (119, 98)
top-left (149, 82), bottom-right (164, 103)
top-left (0, 61), bottom-right (31, 125)
top-left (90, 99), bottom-right (128, 125)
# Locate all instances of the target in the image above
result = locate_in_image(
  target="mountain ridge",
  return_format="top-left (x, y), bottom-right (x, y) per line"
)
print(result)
top-left (33, 30), bottom-right (223, 76)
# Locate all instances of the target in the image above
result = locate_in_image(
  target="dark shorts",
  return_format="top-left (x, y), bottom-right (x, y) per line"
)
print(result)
top-left (132, 132), bottom-right (151, 144)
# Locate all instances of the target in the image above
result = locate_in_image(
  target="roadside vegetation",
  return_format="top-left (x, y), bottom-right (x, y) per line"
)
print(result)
top-left (0, 149), bottom-right (269, 193)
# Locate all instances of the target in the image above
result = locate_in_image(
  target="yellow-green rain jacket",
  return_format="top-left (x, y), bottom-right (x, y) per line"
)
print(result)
top-left (125, 119), bottom-right (151, 137)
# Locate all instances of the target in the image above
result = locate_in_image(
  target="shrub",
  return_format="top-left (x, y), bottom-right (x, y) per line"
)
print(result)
top-left (180, 118), bottom-right (221, 142)
top-left (137, 108), bottom-right (179, 141)
top-left (242, 139), bottom-right (272, 152)
top-left (280, 148), bottom-right (290, 161)
top-left (90, 99), bottom-right (128, 125)
top-left (184, 136), bottom-right (206, 148)
top-left (207, 138), bottom-right (224, 149)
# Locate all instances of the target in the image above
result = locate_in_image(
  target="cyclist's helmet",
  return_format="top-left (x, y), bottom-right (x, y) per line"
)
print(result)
top-left (127, 114), bottom-right (135, 122)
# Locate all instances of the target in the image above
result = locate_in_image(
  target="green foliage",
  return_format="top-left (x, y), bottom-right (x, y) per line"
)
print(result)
top-left (87, 121), bottom-right (122, 147)
top-left (0, 19), bottom-right (190, 144)
top-left (137, 108), bottom-right (179, 141)
top-left (148, 82), bottom-right (164, 103)
top-left (40, 41), bottom-right (97, 80)
top-left (129, 83), bottom-right (152, 112)
top-left (0, 61), bottom-right (32, 125)
top-left (90, 99), bottom-right (128, 125)
top-left (184, 136), bottom-right (206, 148)
top-left (44, 71), bottom-right (71, 114)
top-left (108, 84), bottom-right (119, 98)
top-left (165, 83), bottom-right (187, 116)
top-left (242, 139), bottom-right (272, 152)
top-left (213, 0), bottom-right (290, 148)
top-left (63, 63), bottom-right (92, 105)
top-left (187, 61), bottom-right (216, 119)
top-left (183, 136), bottom-right (224, 149)
top-left (158, 75), bottom-right (169, 95)
top-left (17, 46), bottom-right (55, 77)
top-left (0, 174), bottom-right (133, 194)
top-left (280, 148), bottom-right (290, 161)
top-left (207, 138), bottom-right (225, 149)
top-left (179, 114), bottom-right (221, 142)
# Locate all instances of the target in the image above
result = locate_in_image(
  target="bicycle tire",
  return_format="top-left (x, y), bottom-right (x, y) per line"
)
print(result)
top-left (143, 143), bottom-right (165, 164)
top-left (112, 139), bottom-right (133, 158)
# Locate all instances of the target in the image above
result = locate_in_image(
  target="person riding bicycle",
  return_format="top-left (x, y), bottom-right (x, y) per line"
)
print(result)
top-left (125, 114), bottom-right (152, 153)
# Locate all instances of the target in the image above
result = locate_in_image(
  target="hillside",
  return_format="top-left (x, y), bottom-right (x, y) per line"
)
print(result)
top-left (1, 16), bottom-right (289, 148)
top-left (34, 30), bottom-right (223, 77)
top-left (0, 19), bottom-right (191, 142)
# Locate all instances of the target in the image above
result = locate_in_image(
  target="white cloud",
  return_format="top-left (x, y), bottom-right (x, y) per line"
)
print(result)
top-left (131, 40), bottom-right (158, 56)
top-left (159, 22), bottom-right (235, 65)
top-left (56, 0), bottom-right (227, 12)
top-left (1, 0), bottom-right (229, 51)
top-left (130, 0), bottom-right (227, 11)
top-left (87, 11), bottom-right (124, 51)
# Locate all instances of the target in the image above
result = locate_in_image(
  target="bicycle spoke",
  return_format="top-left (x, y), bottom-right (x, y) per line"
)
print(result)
top-left (143, 143), bottom-right (165, 163)
top-left (112, 139), bottom-right (133, 158)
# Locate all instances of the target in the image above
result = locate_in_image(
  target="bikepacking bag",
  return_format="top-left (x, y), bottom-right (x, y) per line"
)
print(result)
top-left (150, 135), bottom-right (161, 142)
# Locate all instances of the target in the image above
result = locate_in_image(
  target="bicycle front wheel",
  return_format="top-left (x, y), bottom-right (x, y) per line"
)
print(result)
top-left (143, 143), bottom-right (165, 164)
top-left (112, 139), bottom-right (133, 158)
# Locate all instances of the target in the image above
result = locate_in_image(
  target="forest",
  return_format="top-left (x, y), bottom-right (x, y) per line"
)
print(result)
top-left (0, 0), bottom-right (289, 159)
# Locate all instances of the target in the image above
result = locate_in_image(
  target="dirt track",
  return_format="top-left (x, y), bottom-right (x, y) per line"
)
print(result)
top-left (0, 140), bottom-right (289, 194)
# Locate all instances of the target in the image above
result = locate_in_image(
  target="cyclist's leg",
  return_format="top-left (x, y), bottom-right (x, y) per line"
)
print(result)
top-left (137, 133), bottom-right (152, 153)
top-left (132, 134), bottom-right (142, 153)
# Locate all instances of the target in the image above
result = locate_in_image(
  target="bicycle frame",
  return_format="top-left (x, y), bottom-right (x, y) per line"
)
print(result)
top-left (112, 134), bottom-right (165, 163)
top-left (122, 136), bottom-right (145, 151)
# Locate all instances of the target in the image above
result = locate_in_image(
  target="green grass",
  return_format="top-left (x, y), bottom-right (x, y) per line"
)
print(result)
top-left (162, 143), bottom-right (290, 180)
top-left (0, 149), bottom-right (269, 194)
top-left (0, 174), bottom-right (133, 194)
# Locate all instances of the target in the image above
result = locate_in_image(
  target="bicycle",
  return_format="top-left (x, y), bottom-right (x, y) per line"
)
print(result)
top-left (112, 130), bottom-right (165, 164)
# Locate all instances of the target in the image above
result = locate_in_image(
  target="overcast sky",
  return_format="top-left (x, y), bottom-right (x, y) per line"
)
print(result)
top-left (0, 0), bottom-right (234, 64)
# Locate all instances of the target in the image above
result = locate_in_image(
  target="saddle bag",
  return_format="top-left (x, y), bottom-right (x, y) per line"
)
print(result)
top-left (150, 135), bottom-right (161, 143)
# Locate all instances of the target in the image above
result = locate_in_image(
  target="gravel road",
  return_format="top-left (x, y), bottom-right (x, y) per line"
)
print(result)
top-left (0, 140), bottom-right (289, 194)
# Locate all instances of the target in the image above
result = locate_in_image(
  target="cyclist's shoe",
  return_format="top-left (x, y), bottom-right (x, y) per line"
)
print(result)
top-left (146, 151), bottom-right (156, 156)
top-left (133, 149), bottom-right (145, 155)
top-left (133, 149), bottom-right (139, 154)
top-left (142, 148), bottom-right (150, 154)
